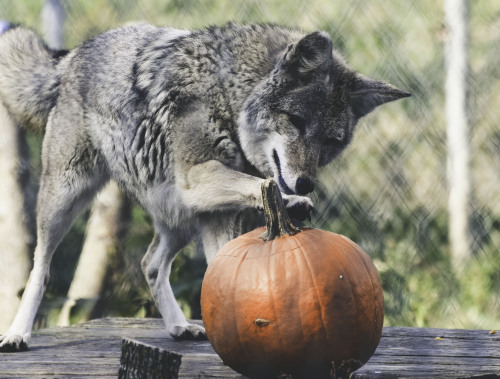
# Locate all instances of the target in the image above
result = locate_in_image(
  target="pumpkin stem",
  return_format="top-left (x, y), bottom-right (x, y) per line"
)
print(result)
top-left (259, 178), bottom-right (301, 241)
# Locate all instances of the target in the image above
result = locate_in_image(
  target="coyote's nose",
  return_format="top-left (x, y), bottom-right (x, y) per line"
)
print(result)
top-left (296, 177), bottom-right (315, 195)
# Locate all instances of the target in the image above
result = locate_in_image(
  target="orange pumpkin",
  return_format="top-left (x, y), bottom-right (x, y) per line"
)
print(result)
top-left (201, 179), bottom-right (384, 378)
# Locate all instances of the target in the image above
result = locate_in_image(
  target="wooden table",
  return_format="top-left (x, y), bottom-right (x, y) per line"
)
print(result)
top-left (0, 317), bottom-right (499, 378)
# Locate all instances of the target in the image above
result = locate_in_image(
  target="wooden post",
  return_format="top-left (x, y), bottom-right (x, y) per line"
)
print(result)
top-left (0, 102), bottom-right (34, 331)
top-left (445, 0), bottom-right (471, 268)
top-left (41, 0), bottom-right (65, 49)
top-left (58, 181), bottom-right (128, 325)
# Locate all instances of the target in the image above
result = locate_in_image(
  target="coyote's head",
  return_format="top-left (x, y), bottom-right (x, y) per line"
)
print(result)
top-left (238, 31), bottom-right (409, 196)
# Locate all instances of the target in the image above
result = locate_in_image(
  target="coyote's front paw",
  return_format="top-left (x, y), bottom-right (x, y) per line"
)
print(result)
top-left (0, 333), bottom-right (30, 352)
top-left (282, 194), bottom-right (314, 221)
top-left (169, 323), bottom-right (206, 341)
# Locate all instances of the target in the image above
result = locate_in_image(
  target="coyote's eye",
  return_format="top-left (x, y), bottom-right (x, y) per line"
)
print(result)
top-left (287, 113), bottom-right (307, 134)
top-left (325, 129), bottom-right (345, 145)
top-left (333, 128), bottom-right (345, 141)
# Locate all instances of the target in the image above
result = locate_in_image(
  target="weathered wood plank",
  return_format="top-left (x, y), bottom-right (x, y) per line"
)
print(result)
top-left (0, 318), bottom-right (499, 378)
top-left (353, 327), bottom-right (500, 378)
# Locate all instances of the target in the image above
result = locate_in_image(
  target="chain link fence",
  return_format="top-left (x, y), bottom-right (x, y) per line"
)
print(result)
top-left (0, 0), bottom-right (499, 329)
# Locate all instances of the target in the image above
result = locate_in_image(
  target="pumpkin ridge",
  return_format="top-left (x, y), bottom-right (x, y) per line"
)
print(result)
top-left (354, 243), bottom-right (383, 358)
top-left (298, 243), bottom-right (329, 355)
top-left (267, 247), bottom-right (286, 361)
top-left (268, 234), bottom-right (307, 257)
top-left (233, 235), bottom-right (314, 260)
top-left (335, 237), bottom-right (359, 356)
top-left (290, 241), bottom-right (309, 350)
top-left (231, 249), bottom-right (250, 364)
top-left (217, 239), bottom-right (260, 258)
top-left (244, 242), bottom-right (308, 259)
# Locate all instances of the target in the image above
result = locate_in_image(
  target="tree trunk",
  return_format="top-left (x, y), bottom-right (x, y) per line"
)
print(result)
top-left (0, 102), bottom-right (35, 331)
top-left (57, 181), bottom-right (129, 326)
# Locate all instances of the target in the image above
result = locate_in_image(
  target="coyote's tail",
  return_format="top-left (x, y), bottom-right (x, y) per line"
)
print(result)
top-left (0, 26), bottom-right (69, 132)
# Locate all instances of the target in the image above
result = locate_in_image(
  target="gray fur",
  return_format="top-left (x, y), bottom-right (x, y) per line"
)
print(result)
top-left (0, 28), bottom-right (69, 132)
top-left (0, 23), bottom-right (409, 351)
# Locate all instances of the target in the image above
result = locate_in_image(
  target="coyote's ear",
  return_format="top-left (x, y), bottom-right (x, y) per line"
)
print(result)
top-left (279, 31), bottom-right (333, 75)
top-left (350, 74), bottom-right (411, 119)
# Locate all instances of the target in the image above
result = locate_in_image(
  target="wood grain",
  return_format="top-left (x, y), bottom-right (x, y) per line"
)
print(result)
top-left (0, 318), bottom-right (498, 378)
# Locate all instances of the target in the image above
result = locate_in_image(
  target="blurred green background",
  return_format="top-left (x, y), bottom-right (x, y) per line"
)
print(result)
top-left (0, 0), bottom-right (499, 330)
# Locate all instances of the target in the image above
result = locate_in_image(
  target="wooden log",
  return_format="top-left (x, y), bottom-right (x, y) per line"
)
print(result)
top-left (119, 338), bottom-right (182, 379)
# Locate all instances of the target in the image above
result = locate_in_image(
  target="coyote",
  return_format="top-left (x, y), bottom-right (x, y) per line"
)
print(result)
top-left (0, 23), bottom-right (409, 351)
